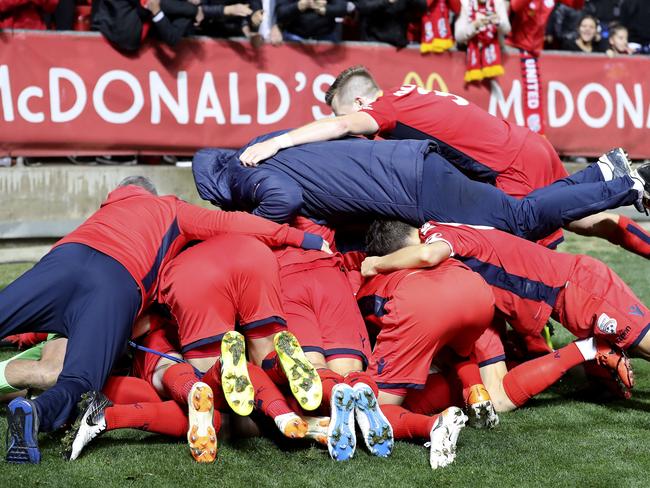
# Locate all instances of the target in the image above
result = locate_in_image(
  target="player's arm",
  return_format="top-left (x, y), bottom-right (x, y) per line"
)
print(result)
top-left (176, 201), bottom-right (330, 253)
top-left (239, 111), bottom-right (380, 166)
top-left (361, 241), bottom-right (452, 277)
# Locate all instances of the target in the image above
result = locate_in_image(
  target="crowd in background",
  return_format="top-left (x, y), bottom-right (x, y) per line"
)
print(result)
top-left (0, 0), bottom-right (648, 56)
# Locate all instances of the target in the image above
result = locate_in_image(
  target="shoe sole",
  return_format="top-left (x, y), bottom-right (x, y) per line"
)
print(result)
top-left (281, 416), bottom-right (308, 439)
top-left (429, 407), bottom-right (467, 470)
top-left (274, 331), bottom-right (322, 411)
top-left (327, 385), bottom-right (356, 461)
top-left (303, 416), bottom-right (330, 446)
top-left (467, 400), bottom-right (499, 429)
top-left (6, 399), bottom-right (40, 464)
top-left (187, 382), bottom-right (217, 463)
top-left (354, 386), bottom-right (394, 457)
top-left (221, 331), bottom-right (254, 416)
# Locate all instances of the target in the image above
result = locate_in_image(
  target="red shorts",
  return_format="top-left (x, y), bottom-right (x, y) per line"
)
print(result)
top-left (553, 255), bottom-right (650, 350)
top-left (365, 265), bottom-right (495, 392)
top-left (131, 317), bottom-right (179, 385)
top-left (158, 235), bottom-right (286, 354)
top-left (497, 133), bottom-right (568, 249)
top-left (473, 319), bottom-right (507, 368)
top-left (281, 265), bottom-right (371, 366)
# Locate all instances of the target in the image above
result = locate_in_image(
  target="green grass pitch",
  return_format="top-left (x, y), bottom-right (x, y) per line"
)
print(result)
top-left (1, 234), bottom-right (649, 487)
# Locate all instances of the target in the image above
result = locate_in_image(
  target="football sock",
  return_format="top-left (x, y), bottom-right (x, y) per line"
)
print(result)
top-left (453, 358), bottom-right (483, 402)
top-left (612, 216), bottom-right (650, 259)
top-left (199, 361), bottom-right (228, 410)
top-left (502, 341), bottom-right (585, 407)
top-left (343, 371), bottom-right (379, 396)
top-left (381, 404), bottom-right (437, 440)
top-left (261, 351), bottom-right (287, 386)
top-left (402, 373), bottom-right (456, 415)
top-left (248, 363), bottom-right (293, 418)
top-left (162, 363), bottom-right (199, 407)
top-left (318, 368), bottom-right (344, 406)
top-left (574, 337), bottom-right (597, 361)
top-left (102, 376), bottom-right (161, 404)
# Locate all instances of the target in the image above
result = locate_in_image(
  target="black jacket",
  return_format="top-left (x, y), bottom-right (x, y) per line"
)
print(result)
top-left (355, 0), bottom-right (426, 48)
top-left (200, 0), bottom-right (262, 37)
top-left (620, 0), bottom-right (650, 46)
top-left (276, 0), bottom-right (346, 39)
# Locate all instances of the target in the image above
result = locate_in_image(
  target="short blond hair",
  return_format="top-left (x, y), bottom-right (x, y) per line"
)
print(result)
top-left (325, 66), bottom-right (380, 108)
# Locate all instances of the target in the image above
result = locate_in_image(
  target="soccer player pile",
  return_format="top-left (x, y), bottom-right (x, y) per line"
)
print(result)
top-left (2, 66), bottom-right (650, 469)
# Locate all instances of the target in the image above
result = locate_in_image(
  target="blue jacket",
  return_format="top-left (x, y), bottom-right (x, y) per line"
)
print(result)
top-left (192, 132), bottom-right (434, 226)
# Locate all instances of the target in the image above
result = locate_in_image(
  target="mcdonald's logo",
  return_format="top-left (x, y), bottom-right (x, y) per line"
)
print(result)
top-left (403, 72), bottom-right (449, 93)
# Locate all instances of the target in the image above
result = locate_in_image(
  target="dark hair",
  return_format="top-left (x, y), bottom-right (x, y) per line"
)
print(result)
top-left (117, 175), bottom-right (158, 195)
top-left (578, 13), bottom-right (598, 30)
top-left (609, 22), bottom-right (628, 37)
top-left (365, 220), bottom-right (416, 256)
top-left (325, 65), bottom-right (380, 108)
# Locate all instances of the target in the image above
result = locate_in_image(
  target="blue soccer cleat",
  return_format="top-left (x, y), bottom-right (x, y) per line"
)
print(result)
top-left (353, 383), bottom-right (394, 458)
top-left (5, 397), bottom-right (41, 464)
top-left (327, 384), bottom-right (356, 461)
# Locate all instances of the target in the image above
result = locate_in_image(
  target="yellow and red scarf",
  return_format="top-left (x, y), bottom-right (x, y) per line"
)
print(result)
top-left (464, 0), bottom-right (504, 82)
top-left (421, 0), bottom-right (455, 53)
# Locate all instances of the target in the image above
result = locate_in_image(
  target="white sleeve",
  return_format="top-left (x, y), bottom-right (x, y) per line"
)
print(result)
top-left (495, 0), bottom-right (511, 36)
top-left (454, 0), bottom-right (478, 45)
top-left (424, 233), bottom-right (455, 257)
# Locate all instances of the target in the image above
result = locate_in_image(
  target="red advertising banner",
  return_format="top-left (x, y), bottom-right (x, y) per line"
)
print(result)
top-left (1, 31), bottom-right (649, 157)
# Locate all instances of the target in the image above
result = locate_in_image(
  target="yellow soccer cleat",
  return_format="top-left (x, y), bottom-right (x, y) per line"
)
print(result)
top-left (187, 382), bottom-right (218, 463)
top-left (273, 331), bottom-right (322, 411)
top-left (220, 331), bottom-right (254, 416)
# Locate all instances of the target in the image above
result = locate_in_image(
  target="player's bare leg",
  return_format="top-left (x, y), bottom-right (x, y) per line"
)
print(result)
top-left (479, 361), bottom-right (517, 413)
top-left (2, 337), bottom-right (67, 394)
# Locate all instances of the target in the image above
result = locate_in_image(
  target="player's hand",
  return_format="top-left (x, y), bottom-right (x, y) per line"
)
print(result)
top-left (224, 3), bottom-right (253, 16)
top-left (251, 9), bottom-right (264, 27)
top-left (361, 256), bottom-right (380, 277)
top-left (146, 0), bottom-right (161, 15)
top-left (320, 240), bottom-right (332, 254)
top-left (194, 6), bottom-right (204, 26)
top-left (239, 139), bottom-right (281, 166)
top-left (313, 0), bottom-right (327, 14)
top-left (270, 24), bottom-right (284, 46)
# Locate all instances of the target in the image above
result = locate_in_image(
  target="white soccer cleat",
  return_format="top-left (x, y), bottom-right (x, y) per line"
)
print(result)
top-left (274, 412), bottom-right (308, 439)
top-left (62, 391), bottom-right (110, 461)
top-left (302, 416), bottom-right (330, 446)
top-left (426, 406), bottom-right (468, 470)
top-left (465, 384), bottom-right (499, 429)
top-left (187, 382), bottom-right (218, 463)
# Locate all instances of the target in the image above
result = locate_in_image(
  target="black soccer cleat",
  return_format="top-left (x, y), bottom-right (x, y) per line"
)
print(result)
top-left (5, 397), bottom-right (41, 464)
top-left (632, 163), bottom-right (650, 214)
top-left (62, 391), bottom-right (111, 461)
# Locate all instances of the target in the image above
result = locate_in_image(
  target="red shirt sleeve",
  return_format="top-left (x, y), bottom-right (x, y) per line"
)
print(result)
top-left (176, 201), bottom-right (307, 249)
top-left (361, 94), bottom-right (398, 134)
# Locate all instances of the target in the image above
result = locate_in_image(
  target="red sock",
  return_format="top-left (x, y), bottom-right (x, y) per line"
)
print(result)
top-left (198, 361), bottom-right (228, 411)
top-left (453, 358), bottom-right (483, 402)
top-left (105, 401), bottom-right (222, 438)
top-left (403, 373), bottom-right (456, 415)
top-left (261, 351), bottom-right (287, 386)
top-left (318, 368), bottom-right (344, 406)
top-left (161, 363), bottom-right (198, 407)
top-left (343, 371), bottom-right (378, 396)
top-left (102, 376), bottom-right (161, 404)
top-left (381, 404), bottom-right (437, 440)
top-left (502, 342), bottom-right (585, 407)
top-left (248, 363), bottom-right (293, 418)
top-left (612, 216), bottom-right (650, 259)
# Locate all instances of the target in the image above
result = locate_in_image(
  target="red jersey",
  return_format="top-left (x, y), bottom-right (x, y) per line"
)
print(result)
top-left (507, 0), bottom-right (584, 55)
top-left (362, 84), bottom-right (529, 176)
top-left (56, 185), bottom-right (310, 310)
top-left (419, 220), bottom-right (578, 334)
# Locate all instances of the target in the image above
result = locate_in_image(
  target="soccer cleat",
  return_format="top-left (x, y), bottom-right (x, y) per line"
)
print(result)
top-left (187, 382), bottom-right (217, 463)
top-left (595, 340), bottom-right (634, 390)
top-left (598, 147), bottom-right (633, 180)
top-left (631, 163), bottom-right (650, 213)
top-left (273, 412), bottom-right (308, 439)
top-left (62, 391), bottom-right (110, 461)
top-left (220, 331), bottom-right (254, 416)
top-left (273, 331), bottom-right (322, 411)
top-left (5, 397), bottom-right (40, 464)
top-left (353, 383), bottom-right (393, 458)
top-left (302, 416), bottom-right (330, 446)
top-left (327, 383), bottom-right (356, 461)
top-left (426, 406), bottom-right (468, 470)
top-left (465, 384), bottom-right (499, 429)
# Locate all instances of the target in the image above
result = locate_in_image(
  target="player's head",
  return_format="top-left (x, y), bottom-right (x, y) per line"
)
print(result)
top-left (326, 66), bottom-right (381, 116)
top-left (366, 220), bottom-right (419, 256)
top-left (609, 23), bottom-right (629, 53)
top-left (117, 175), bottom-right (158, 195)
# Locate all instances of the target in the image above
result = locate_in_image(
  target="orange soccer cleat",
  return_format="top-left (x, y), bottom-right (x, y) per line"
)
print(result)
top-left (595, 340), bottom-right (634, 390)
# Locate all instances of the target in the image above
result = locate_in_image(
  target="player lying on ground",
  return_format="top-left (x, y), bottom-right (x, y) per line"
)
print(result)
top-left (0, 176), bottom-right (328, 464)
top-left (360, 219), bottom-right (647, 406)
top-left (356, 252), bottom-right (498, 469)
top-left (195, 137), bottom-right (649, 246)
top-left (240, 65), bottom-right (650, 259)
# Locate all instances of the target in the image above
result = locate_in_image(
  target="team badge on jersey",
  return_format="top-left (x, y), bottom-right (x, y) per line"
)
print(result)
top-left (597, 313), bottom-right (618, 335)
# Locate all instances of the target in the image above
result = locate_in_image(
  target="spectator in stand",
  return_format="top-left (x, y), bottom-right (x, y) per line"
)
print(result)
top-left (545, 3), bottom-right (582, 49)
top-left (583, 0), bottom-right (622, 41)
top-left (561, 13), bottom-right (606, 53)
top-left (620, 0), bottom-right (650, 54)
top-left (454, 0), bottom-right (510, 82)
top-left (200, 0), bottom-right (264, 44)
top-left (606, 22), bottom-right (633, 56)
top-left (259, 0), bottom-right (284, 45)
top-left (53, 0), bottom-right (74, 30)
top-left (276, 0), bottom-right (346, 42)
top-left (0, 0), bottom-right (57, 30)
top-left (355, 0), bottom-right (427, 48)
